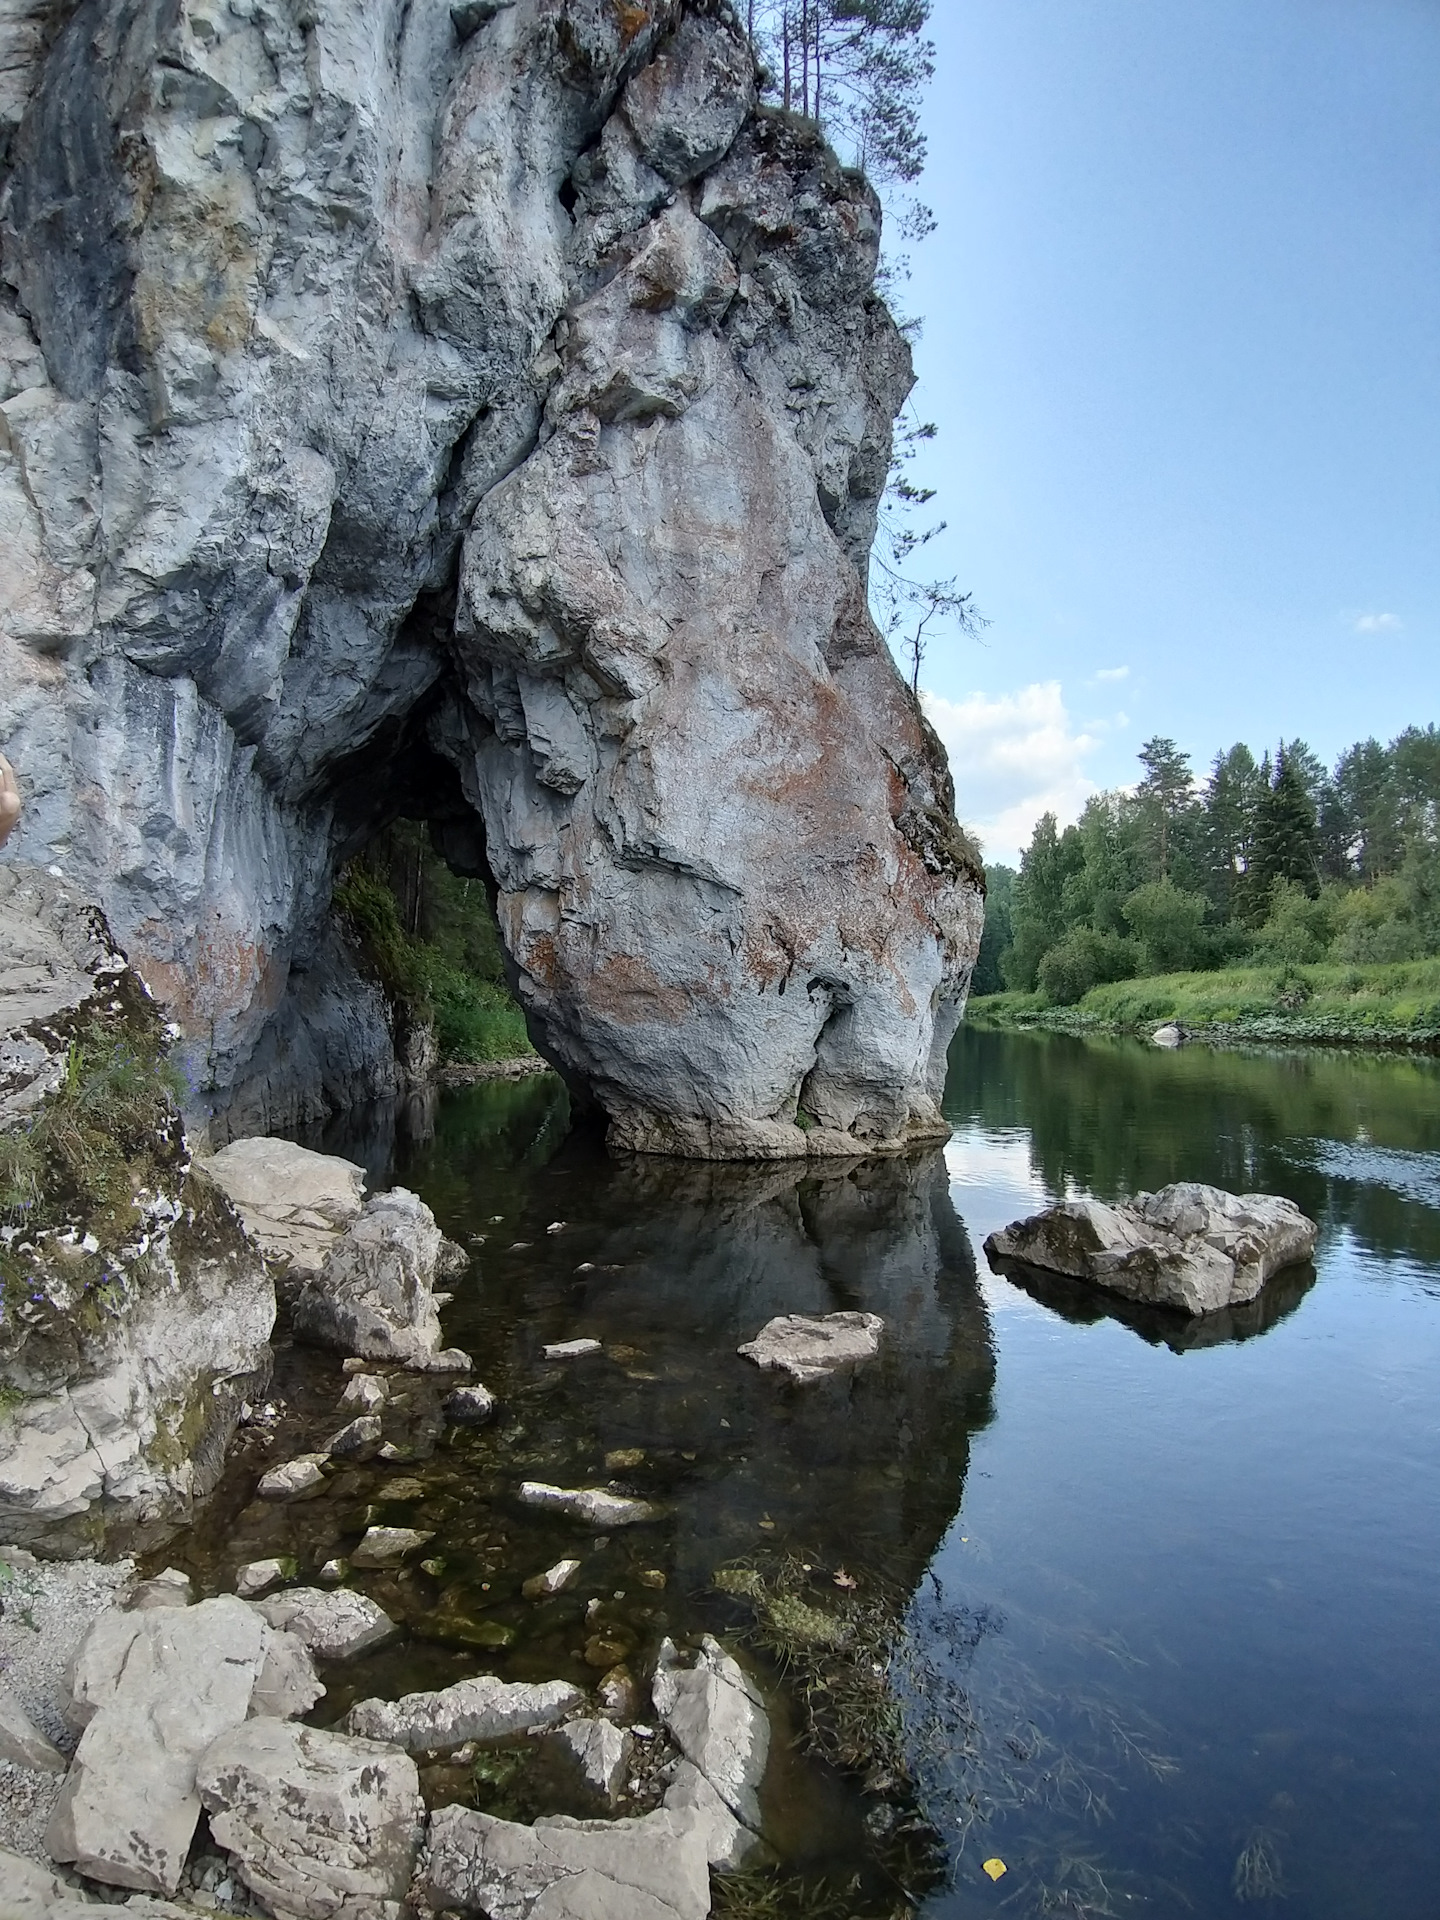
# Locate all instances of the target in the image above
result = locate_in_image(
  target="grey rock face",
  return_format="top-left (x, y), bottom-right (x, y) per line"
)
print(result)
top-left (293, 1188), bottom-right (470, 1371)
top-left (549, 1718), bottom-right (632, 1805)
top-left (737, 1310), bottom-right (884, 1384)
top-left (984, 1182), bottom-right (1319, 1315)
top-left (47, 1597), bottom-right (268, 1895)
top-left (0, 1680), bottom-right (65, 1773)
top-left (423, 1805), bottom-right (710, 1920)
top-left (0, 0), bottom-right (979, 1158)
top-left (652, 1636), bottom-right (767, 1868)
top-left (197, 1719), bottom-right (424, 1920)
top-left (197, 1138), bottom-right (367, 1279)
top-left (253, 1587), bottom-right (398, 1663)
top-left (346, 1674), bottom-right (584, 1753)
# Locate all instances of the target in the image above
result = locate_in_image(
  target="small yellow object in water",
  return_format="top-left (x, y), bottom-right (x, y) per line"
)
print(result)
top-left (982, 1859), bottom-right (1007, 1882)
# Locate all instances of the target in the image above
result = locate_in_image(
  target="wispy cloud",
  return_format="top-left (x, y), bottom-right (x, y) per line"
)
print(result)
top-left (923, 682), bottom-right (1100, 866)
top-left (1354, 612), bottom-right (1402, 635)
top-left (1094, 665), bottom-right (1130, 682)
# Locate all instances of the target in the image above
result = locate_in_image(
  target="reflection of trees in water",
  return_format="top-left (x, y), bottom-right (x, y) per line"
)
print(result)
top-left (947, 1027), bottom-right (1440, 1269)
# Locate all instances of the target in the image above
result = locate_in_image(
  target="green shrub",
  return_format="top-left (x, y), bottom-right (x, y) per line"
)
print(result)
top-left (1037, 928), bottom-right (1139, 1006)
top-left (1122, 880), bottom-right (1209, 973)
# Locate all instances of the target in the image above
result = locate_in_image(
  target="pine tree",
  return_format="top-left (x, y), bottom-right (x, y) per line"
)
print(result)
top-left (1202, 743), bottom-right (1264, 917)
top-left (1134, 737), bottom-right (1195, 882)
top-left (1251, 747), bottom-right (1322, 901)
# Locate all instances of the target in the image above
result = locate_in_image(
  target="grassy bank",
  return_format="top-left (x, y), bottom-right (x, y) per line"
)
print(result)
top-left (969, 957), bottom-right (1440, 1050)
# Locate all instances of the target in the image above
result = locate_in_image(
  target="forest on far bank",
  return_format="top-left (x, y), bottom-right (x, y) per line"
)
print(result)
top-left (973, 726), bottom-right (1440, 1003)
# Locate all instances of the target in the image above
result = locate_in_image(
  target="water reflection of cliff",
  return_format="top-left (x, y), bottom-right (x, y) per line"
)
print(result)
top-left (397, 1096), bottom-right (997, 1606)
top-left (949, 1025), bottom-right (1440, 1270)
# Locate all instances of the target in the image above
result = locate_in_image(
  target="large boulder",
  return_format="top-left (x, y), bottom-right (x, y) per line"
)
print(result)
top-left (47, 1597), bottom-right (319, 1896)
top-left (984, 1182), bottom-right (1319, 1315)
top-left (652, 1637), bottom-right (768, 1870)
top-left (345, 1674), bottom-right (584, 1753)
top-left (196, 1719), bottom-right (424, 1920)
top-left (423, 1805), bottom-right (710, 1920)
top-left (0, 0), bottom-right (979, 1156)
top-left (291, 1188), bottom-right (470, 1371)
top-left (196, 1137), bottom-right (367, 1278)
top-left (252, 1586), bottom-right (398, 1662)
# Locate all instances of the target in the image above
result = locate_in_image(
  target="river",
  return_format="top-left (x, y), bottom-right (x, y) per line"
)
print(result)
top-left (168, 1027), bottom-right (1440, 1917)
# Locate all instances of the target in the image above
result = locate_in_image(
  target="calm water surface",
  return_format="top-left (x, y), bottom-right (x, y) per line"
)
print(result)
top-left (172, 1029), bottom-right (1440, 1916)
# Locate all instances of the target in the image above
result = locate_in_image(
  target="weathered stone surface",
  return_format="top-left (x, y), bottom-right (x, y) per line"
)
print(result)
top-left (0, 878), bottom-right (275, 1555)
top-left (423, 1805), bottom-right (710, 1920)
top-left (737, 1311), bottom-right (884, 1384)
top-left (249, 1626), bottom-right (325, 1721)
top-left (325, 1415), bottom-right (383, 1459)
top-left (0, 1680), bottom-right (65, 1772)
top-left (235, 1558), bottom-right (292, 1601)
top-left (984, 1182), bottom-right (1319, 1316)
top-left (543, 1339), bottom-right (602, 1361)
top-left (518, 1483), bottom-right (660, 1528)
top-left (523, 1558), bottom-right (583, 1599)
top-left (549, 1718), bottom-right (632, 1805)
top-left (46, 1597), bottom-right (267, 1894)
top-left (196, 1139), bottom-right (367, 1278)
top-left (253, 1587), bottom-right (398, 1663)
top-left (197, 1719), bottom-right (423, 1920)
top-left (652, 1636), bottom-right (767, 1867)
top-left (293, 1189), bottom-right (471, 1371)
top-left (340, 1373), bottom-right (389, 1416)
top-left (257, 1455), bottom-right (329, 1502)
top-left (350, 1526), bottom-right (433, 1570)
top-left (0, 0), bottom-right (979, 1156)
top-left (346, 1674), bottom-right (584, 1753)
top-left (444, 1384), bottom-right (497, 1426)
top-left (126, 1568), bottom-right (193, 1611)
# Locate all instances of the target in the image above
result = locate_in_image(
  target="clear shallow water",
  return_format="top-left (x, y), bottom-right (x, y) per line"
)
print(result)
top-left (166, 1032), bottom-right (1440, 1915)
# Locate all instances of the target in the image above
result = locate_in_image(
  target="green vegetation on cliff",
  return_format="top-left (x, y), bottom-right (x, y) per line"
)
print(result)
top-left (333, 824), bottom-right (532, 1065)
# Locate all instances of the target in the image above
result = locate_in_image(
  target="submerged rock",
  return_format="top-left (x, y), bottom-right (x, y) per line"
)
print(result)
top-left (542, 1339), bottom-right (602, 1361)
top-left (517, 1483), bottom-right (661, 1528)
top-left (256, 1455), bottom-right (329, 1502)
top-left (522, 1557), bottom-right (583, 1599)
top-left (737, 1311), bottom-right (884, 1384)
top-left (444, 1384), bottom-right (497, 1427)
top-left (984, 1182), bottom-right (1319, 1315)
top-left (292, 1189), bottom-right (471, 1372)
top-left (423, 1805), bottom-right (710, 1920)
top-left (350, 1526), bottom-right (434, 1569)
top-left (652, 1636), bottom-right (768, 1869)
top-left (346, 1674), bottom-right (584, 1753)
top-left (197, 1719), bottom-right (424, 1920)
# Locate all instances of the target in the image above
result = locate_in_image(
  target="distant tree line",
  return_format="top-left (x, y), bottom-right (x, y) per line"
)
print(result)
top-left (974, 727), bottom-right (1440, 1001)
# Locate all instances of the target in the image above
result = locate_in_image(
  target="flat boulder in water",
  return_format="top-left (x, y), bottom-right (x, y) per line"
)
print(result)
top-left (424, 1805), bottom-right (710, 1920)
top-left (737, 1311), bottom-right (884, 1384)
top-left (984, 1181), bottom-right (1318, 1316)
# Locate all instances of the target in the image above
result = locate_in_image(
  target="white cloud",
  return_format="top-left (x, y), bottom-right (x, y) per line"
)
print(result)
top-left (1093, 665), bottom-right (1130, 681)
top-left (1354, 612), bottom-right (1402, 635)
top-left (923, 681), bottom-right (1099, 866)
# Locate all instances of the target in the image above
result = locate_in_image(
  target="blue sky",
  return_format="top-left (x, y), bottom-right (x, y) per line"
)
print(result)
top-left (897, 0), bottom-right (1440, 863)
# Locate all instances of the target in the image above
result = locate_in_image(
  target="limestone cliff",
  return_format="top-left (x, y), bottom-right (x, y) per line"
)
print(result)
top-left (0, 0), bottom-right (982, 1158)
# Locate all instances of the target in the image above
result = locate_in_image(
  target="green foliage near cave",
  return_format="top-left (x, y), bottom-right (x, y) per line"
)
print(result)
top-left (972, 725), bottom-right (1440, 1028)
top-left (333, 822), bottom-right (533, 1064)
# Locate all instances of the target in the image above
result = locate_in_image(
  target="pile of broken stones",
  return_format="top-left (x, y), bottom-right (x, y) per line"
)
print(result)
top-left (0, 1137), bottom-right (778, 1920)
top-left (0, 1563), bottom-right (767, 1920)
